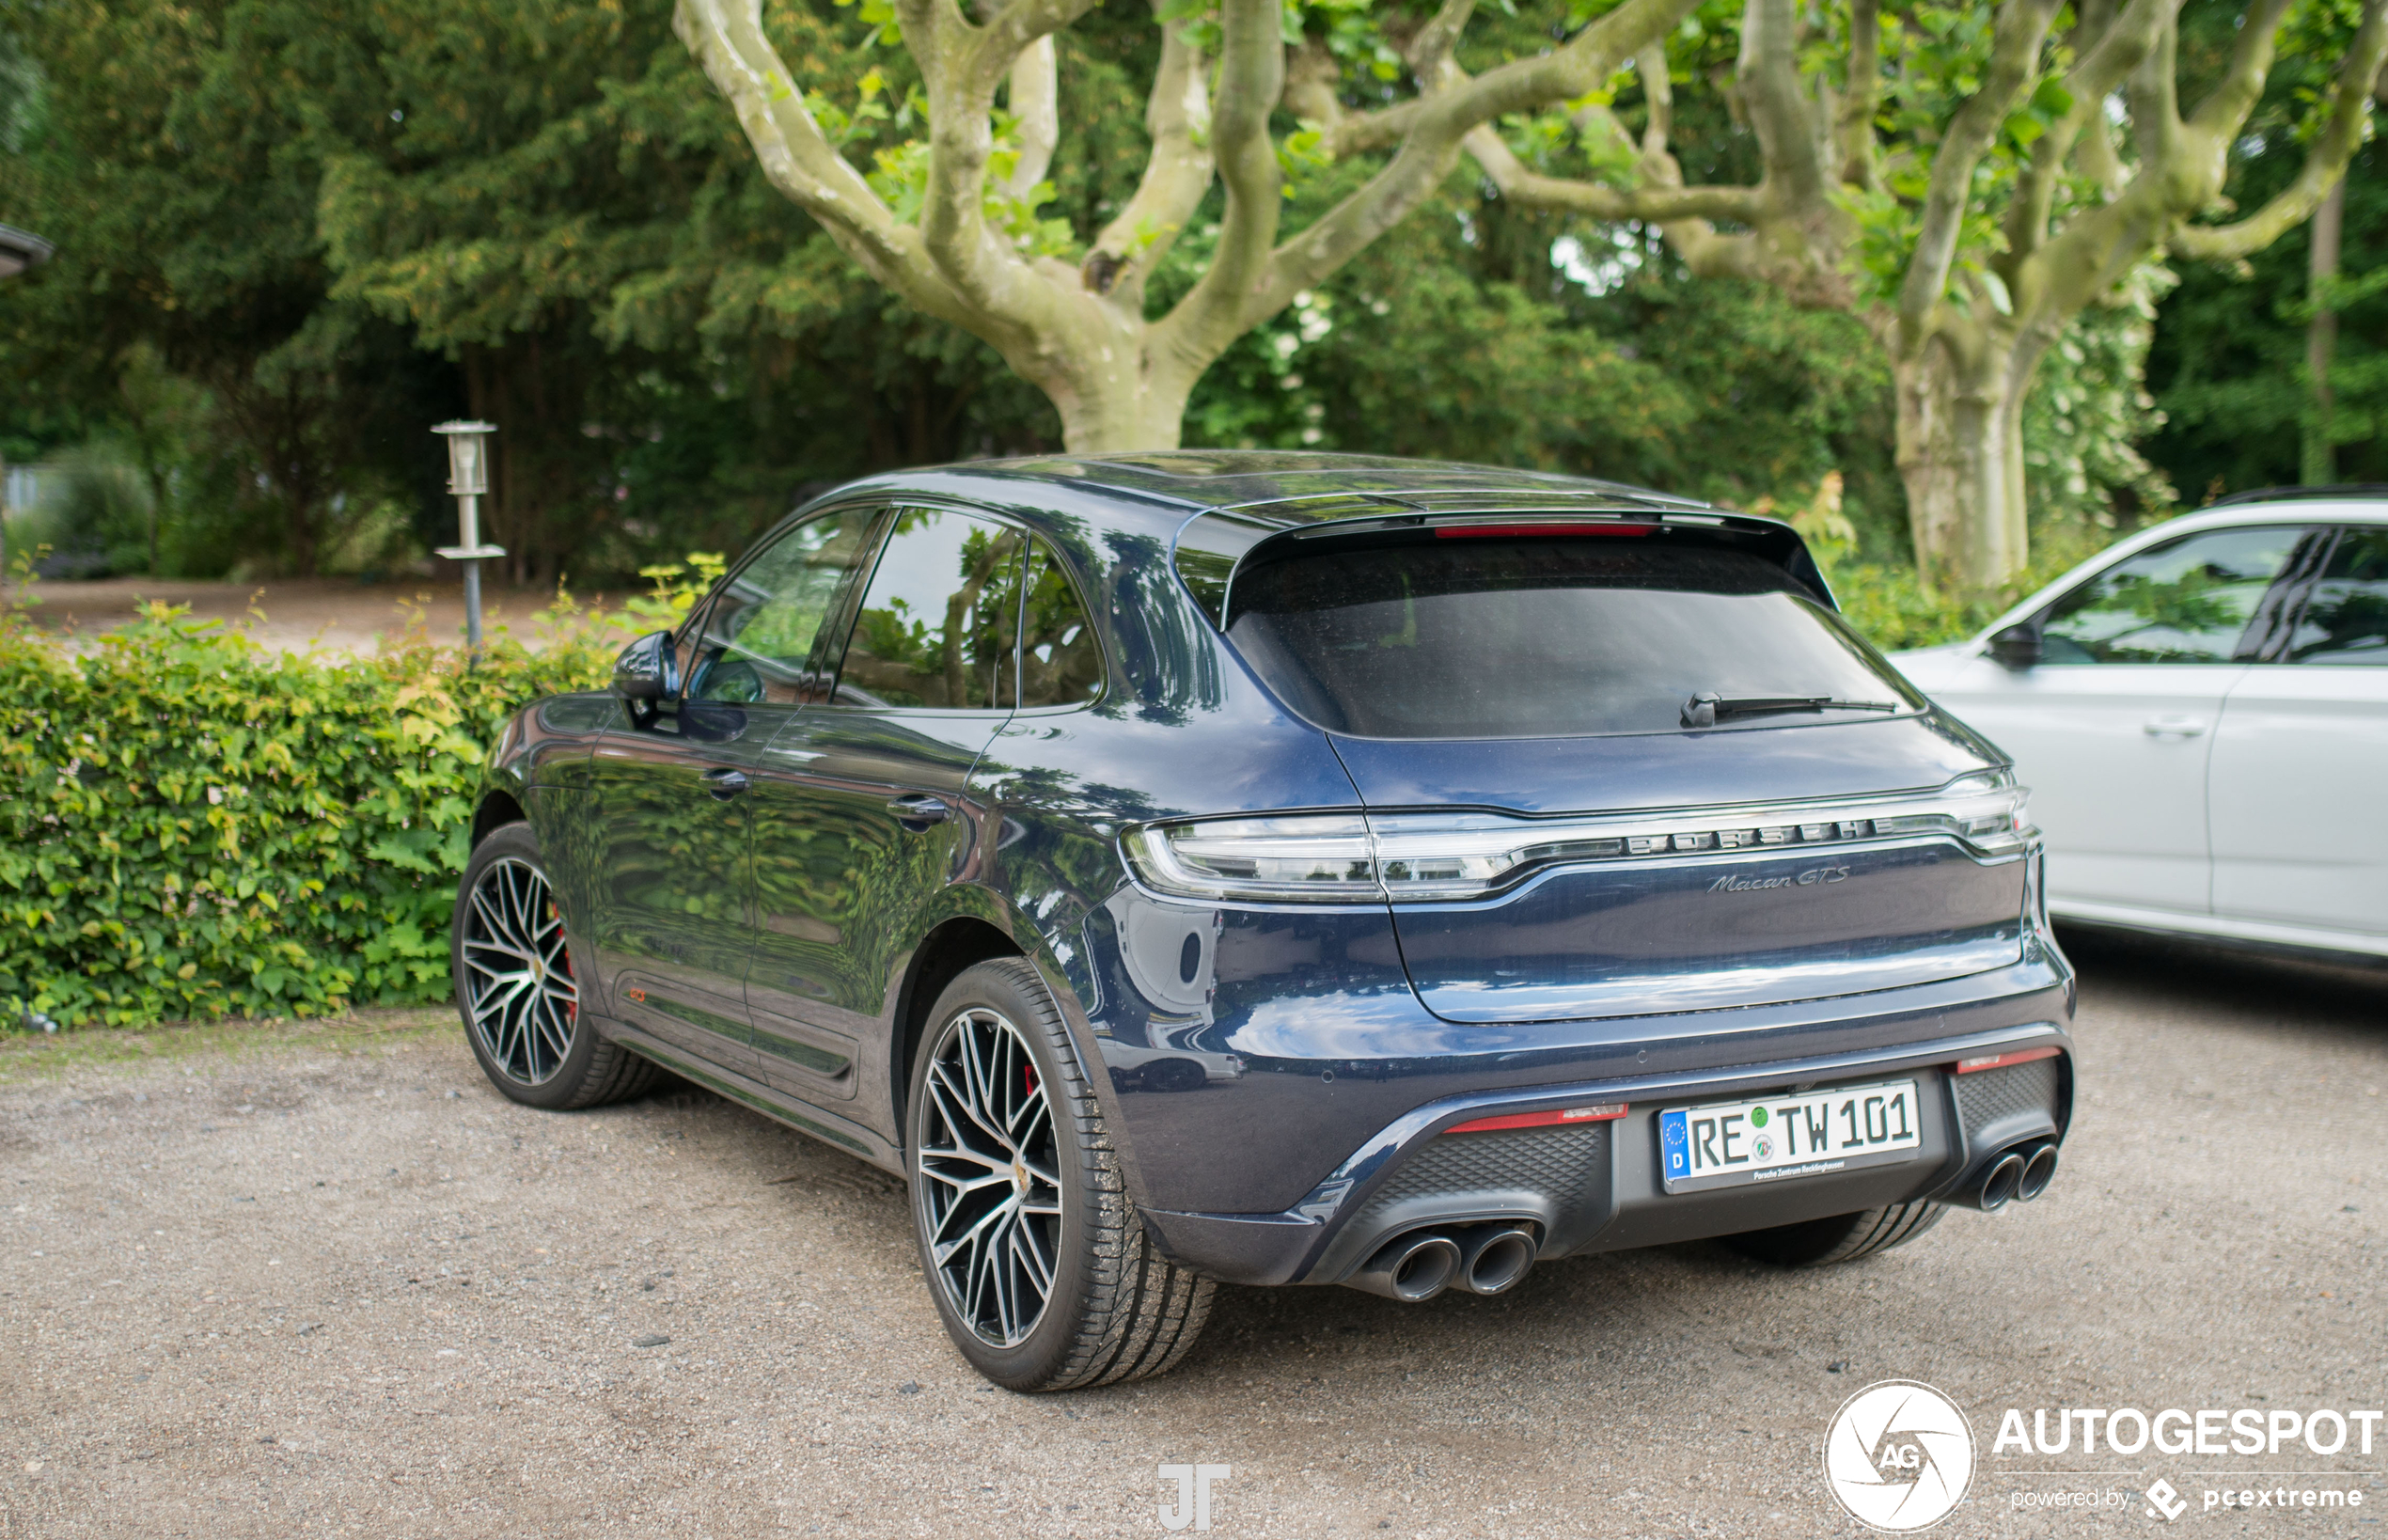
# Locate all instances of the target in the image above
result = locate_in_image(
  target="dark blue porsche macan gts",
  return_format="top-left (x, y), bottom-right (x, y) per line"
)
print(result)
top-left (454, 452), bottom-right (2075, 1391)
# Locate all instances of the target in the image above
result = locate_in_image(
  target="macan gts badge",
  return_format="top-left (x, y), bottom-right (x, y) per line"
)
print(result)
top-left (452, 453), bottom-right (2075, 1391)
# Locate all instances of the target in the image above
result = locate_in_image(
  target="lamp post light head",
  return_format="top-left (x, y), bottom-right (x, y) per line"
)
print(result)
top-left (432, 419), bottom-right (496, 496)
top-left (0, 224), bottom-right (55, 280)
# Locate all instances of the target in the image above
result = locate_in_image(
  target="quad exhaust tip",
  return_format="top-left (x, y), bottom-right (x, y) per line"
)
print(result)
top-left (2018, 1141), bottom-right (2059, 1202)
top-left (1347, 1233), bottom-right (1462, 1302)
top-left (1977, 1150), bottom-right (2027, 1212)
top-left (1958, 1139), bottom-right (2061, 1212)
top-left (1346, 1223), bottom-right (1541, 1303)
top-left (1453, 1223), bottom-right (1538, 1296)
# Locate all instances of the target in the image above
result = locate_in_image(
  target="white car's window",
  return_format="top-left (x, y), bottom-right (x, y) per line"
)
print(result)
top-left (2040, 526), bottom-right (2306, 665)
top-left (2285, 526), bottom-right (2388, 666)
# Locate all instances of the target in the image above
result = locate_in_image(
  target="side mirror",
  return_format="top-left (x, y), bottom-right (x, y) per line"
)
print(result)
top-left (612, 630), bottom-right (677, 702)
top-left (1987, 622), bottom-right (2043, 670)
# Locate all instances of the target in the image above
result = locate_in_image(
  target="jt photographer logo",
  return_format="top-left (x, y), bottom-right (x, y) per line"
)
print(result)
top-left (1157, 1463), bottom-right (1229, 1532)
top-left (1824, 1380), bottom-right (1977, 1532)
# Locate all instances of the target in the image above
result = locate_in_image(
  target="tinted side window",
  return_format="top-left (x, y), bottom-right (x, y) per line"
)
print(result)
top-left (689, 509), bottom-right (881, 703)
top-left (833, 510), bottom-right (1027, 710)
top-left (2040, 526), bottom-right (2307, 665)
top-left (1019, 538), bottom-right (1104, 708)
top-left (2286, 526), bottom-right (2388, 665)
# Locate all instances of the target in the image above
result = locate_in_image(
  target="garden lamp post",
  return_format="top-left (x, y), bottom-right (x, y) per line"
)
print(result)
top-left (432, 419), bottom-right (503, 657)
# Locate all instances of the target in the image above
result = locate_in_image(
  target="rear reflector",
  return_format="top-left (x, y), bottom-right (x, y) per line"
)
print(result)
top-left (1447, 1103), bottom-right (1627, 1134)
top-left (1435, 522), bottom-right (1656, 539)
top-left (1951, 1045), bottom-right (2062, 1075)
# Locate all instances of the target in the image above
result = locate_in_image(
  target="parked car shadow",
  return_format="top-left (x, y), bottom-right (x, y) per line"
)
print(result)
top-left (2056, 922), bottom-right (2386, 1042)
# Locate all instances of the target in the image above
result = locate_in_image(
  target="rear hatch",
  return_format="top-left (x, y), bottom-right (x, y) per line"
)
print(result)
top-left (1216, 517), bottom-right (2032, 1022)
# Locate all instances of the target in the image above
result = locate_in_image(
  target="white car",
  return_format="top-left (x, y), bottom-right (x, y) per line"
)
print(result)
top-left (1892, 491), bottom-right (2388, 966)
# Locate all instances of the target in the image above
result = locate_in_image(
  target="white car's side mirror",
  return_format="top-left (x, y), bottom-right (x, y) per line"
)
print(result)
top-left (1987, 622), bottom-right (2043, 670)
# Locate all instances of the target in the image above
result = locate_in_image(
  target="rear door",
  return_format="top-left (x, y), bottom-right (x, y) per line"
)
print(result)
top-left (742, 509), bottom-right (1029, 1108)
top-left (1917, 525), bottom-right (2312, 920)
top-left (1218, 524), bottom-right (2031, 1022)
top-left (2208, 524), bottom-right (2388, 940)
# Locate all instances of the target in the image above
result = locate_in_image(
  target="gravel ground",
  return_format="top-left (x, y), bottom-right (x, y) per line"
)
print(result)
top-left (1, 935), bottom-right (2380, 1539)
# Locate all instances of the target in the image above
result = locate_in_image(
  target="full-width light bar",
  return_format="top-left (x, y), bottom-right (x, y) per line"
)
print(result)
top-left (1121, 773), bottom-right (2033, 905)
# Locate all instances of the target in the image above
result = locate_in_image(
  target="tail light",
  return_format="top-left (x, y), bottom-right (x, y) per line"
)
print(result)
top-left (1120, 773), bottom-right (2037, 905)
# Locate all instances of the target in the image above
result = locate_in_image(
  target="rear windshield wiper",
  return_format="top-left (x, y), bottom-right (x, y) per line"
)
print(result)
top-left (1681, 693), bottom-right (1902, 728)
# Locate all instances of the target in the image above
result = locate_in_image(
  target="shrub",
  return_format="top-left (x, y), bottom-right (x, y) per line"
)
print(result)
top-left (1818, 531), bottom-right (2120, 653)
top-left (0, 585), bottom-right (644, 1029)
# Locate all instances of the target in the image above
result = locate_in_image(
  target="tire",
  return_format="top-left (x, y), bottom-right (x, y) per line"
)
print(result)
top-left (906, 958), bottom-right (1214, 1391)
top-left (452, 821), bottom-right (662, 1111)
top-left (1721, 1199), bottom-right (1948, 1267)
top-left (1141, 1058), bottom-right (1206, 1094)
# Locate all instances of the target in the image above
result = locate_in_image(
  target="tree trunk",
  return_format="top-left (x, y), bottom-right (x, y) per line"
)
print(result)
top-left (1893, 333), bottom-right (2029, 591)
top-left (1045, 361), bottom-right (1196, 453)
top-left (2303, 178), bottom-right (2345, 486)
top-left (285, 492), bottom-right (321, 578)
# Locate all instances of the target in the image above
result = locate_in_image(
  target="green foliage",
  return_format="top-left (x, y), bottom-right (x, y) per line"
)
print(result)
top-left (1821, 521), bottom-right (2125, 652)
top-left (2149, 134), bottom-right (2388, 498)
top-left (1819, 3), bottom-right (2074, 312)
top-left (2022, 265), bottom-right (2179, 529)
top-left (0, 584), bottom-right (618, 1029)
top-left (1564, 254), bottom-right (1909, 557)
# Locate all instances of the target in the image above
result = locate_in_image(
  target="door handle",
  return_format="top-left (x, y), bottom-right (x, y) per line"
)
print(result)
top-left (2142, 716), bottom-right (2208, 739)
top-left (702, 767), bottom-right (751, 799)
top-left (887, 794), bottom-right (950, 828)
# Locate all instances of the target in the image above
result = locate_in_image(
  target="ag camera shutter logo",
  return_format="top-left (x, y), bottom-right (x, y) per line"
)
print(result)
top-left (1823, 1380), bottom-right (1976, 1532)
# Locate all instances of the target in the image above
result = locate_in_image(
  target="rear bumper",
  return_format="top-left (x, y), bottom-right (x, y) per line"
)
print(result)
top-left (1139, 1010), bottom-right (2072, 1287)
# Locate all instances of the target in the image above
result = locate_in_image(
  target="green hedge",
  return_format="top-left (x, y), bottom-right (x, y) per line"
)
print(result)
top-left (0, 596), bottom-right (624, 1028)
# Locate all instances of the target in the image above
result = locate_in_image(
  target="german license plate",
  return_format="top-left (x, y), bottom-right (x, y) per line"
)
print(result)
top-left (1657, 1078), bottom-right (1924, 1194)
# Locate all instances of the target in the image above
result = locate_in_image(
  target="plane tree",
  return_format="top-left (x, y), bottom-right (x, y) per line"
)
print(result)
top-left (1431, 0), bottom-right (2388, 586)
top-left (673, 0), bottom-right (1706, 451)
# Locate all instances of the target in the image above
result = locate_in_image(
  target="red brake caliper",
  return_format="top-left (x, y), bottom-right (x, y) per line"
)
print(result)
top-left (549, 901), bottom-right (577, 1019)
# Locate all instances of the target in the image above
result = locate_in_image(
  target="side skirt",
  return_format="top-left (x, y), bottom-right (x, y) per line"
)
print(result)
top-left (591, 1014), bottom-right (907, 1177)
top-left (2051, 903), bottom-right (2388, 969)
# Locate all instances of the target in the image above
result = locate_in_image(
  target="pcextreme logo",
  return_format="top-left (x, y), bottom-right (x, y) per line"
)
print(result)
top-left (1824, 1380), bottom-right (1977, 1532)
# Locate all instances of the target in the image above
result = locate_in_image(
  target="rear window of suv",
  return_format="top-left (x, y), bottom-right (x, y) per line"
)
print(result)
top-left (1221, 536), bottom-right (1921, 739)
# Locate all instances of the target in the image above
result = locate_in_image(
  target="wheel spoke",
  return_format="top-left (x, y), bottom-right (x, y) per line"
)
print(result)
top-left (918, 1142), bottom-right (1008, 1174)
top-left (915, 999), bottom-right (1064, 1349)
top-left (930, 1061), bottom-right (1013, 1156)
top-left (1013, 1215), bottom-right (1055, 1300)
top-left (461, 856), bottom-right (579, 1088)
